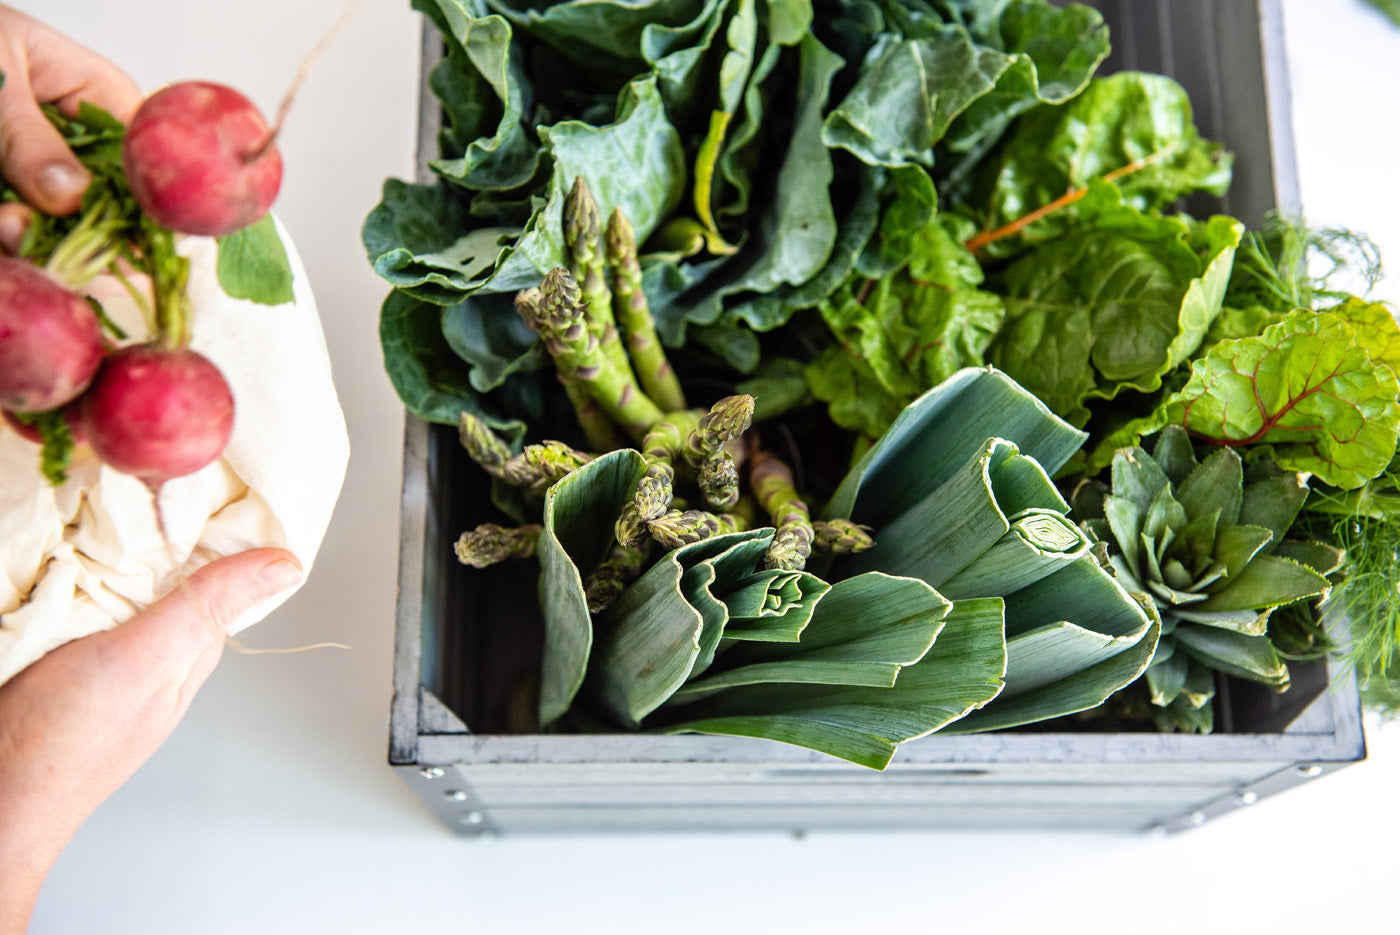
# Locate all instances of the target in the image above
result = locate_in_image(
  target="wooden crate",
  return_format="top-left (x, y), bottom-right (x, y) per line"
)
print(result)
top-left (388, 0), bottom-right (1366, 835)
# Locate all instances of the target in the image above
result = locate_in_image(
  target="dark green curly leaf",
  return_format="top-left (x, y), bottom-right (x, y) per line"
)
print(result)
top-left (822, 31), bottom-right (1012, 168)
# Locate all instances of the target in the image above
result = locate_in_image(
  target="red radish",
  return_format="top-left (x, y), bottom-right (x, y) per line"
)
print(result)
top-left (122, 82), bottom-right (283, 236)
top-left (77, 344), bottom-right (234, 487)
top-left (0, 257), bottom-right (105, 412)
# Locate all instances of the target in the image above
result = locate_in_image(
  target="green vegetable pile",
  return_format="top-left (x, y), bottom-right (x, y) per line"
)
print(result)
top-left (366, 0), bottom-right (1400, 761)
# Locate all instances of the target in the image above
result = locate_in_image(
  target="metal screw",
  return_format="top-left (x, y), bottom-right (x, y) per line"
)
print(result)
top-left (460, 810), bottom-right (486, 826)
top-left (1296, 764), bottom-right (1324, 778)
top-left (1235, 790), bottom-right (1259, 806)
top-left (1188, 810), bottom-right (1207, 826)
top-left (419, 766), bottom-right (445, 780)
top-left (444, 789), bottom-right (470, 802)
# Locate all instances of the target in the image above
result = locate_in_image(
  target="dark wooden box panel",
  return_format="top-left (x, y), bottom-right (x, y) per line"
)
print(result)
top-left (388, 0), bottom-right (1366, 835)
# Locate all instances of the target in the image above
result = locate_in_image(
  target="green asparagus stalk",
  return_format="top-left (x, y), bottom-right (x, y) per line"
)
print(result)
top-left (682, 394), bottom-right (754, 510)
top-left (454, 523), bottom-right (542, 568)
top-left (521, 268), bottom-right (664, 442)
top-left (457, 412), bottom-right (512, 479)
top-left (750, 447), bottom-right (814, 571)
top-left (584, 543), bottom-right (651, 613)
top-left (565, 177), bottom-right (634, 381)
top-left (648, 508), bottom-right (747, 550)
top-left (682, 394), bottom-right (755, 466)
top-left (697, 454), bottom-right (740, 511)
top-left (515, 286), bottom-right (627, 452)
top-left (501, 440), bottom-right (594, 492)
top-left (812, 519), bottom-right (876, 555)
top-left (612, 409), bottom-right (706, 546)
top-left (606, 206), bottom-right (687, 412)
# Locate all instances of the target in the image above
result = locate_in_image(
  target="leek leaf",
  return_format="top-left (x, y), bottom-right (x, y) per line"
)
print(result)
top-left (536, 449), bottom-right (648, 725)
top-left (664, 596), bottom-right (1005, 768)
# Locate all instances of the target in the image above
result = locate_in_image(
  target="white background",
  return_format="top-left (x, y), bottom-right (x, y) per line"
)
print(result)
top-left (15, 1), bottom-right (1400, 932)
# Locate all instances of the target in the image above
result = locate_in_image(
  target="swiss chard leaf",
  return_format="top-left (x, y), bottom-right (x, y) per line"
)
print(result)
top-left (1163, 307), bottom-right (1400, 489)
top-left (987, 196), bottom-right (1241, 426)
top-left (966, 72), bottom-right (1232, 257)
top-left (807, 212), bottom-right (1005, 438)
top-left (938, 0), bottom-right (1109, 179)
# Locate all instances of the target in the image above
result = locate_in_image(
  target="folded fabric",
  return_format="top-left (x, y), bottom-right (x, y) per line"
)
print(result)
top-left (0, 218), bottom-right (349, 685)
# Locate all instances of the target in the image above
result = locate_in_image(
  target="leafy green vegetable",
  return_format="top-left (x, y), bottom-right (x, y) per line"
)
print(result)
top-left (1075, 426), bottom-right (1340, 730)
top-left (215, 215), bottom-right (294, 305)
top-left (822, 367), bottom-right (1157, 727)
top-left (806, 211), bottom-right (1005, 439)
top-left (987, 197), bottom-right (1241, 428)
top-left (964, 71), bottom-right (1232, 257)
top-left (1162, 305), bottom-right (1400, 489)
top-left (367, 0), bottom-right (1121, 406)
top-left (938, 0), bottom-right (1110, 175)
top-left (821, 30), bottom-right (1013, 168)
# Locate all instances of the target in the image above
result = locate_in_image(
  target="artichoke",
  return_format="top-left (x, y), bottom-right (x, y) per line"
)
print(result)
top-left (1075, 426), bottom-right (1343, 731)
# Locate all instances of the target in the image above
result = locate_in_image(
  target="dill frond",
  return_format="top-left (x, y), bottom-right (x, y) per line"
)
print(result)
top-left (1226, 212), bottom-right (1385, 313)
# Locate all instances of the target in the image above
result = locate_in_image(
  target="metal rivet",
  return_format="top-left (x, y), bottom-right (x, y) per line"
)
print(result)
top-left (1188, 811), bottom-right (1207, 826)
top-left (444, 788), bottom-right (470, 802)
top-left (1296, 764), bottom-right (1323, 778)
top-left (1235, 790), bottom-right (1259, 806)
top-left (419, 767), bottom-right (445, 780)
top-left (460, 810), bottom-right (486, 826)
top-left (1148, 824), bottom-right (1169, 838)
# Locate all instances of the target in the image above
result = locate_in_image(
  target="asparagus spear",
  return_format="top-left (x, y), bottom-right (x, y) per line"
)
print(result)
top-left (583, 543), bottom-right (651, 613)
top-left (515, 286), bottom-right (626, 452)
top-left (500, 440), bottom-right (594, 492)
top-left (749, 447), bottom-right (814, 571)
top-left (457, 411), bottom-right (512, 479)
top-left (606, 206), bottom-right (687, 413)
top-left (519, 268), bottom-right (665, 442)
top-left (454, 523), bottom-right (542, 568)
top-left (648, 508), bottom-right (747, 550)
top-left (812, 519), bottom-right (876, 555)
top-left (565, 177), bottom-right (634, 381)
top-left (682, 394), bottom-right (755, 509)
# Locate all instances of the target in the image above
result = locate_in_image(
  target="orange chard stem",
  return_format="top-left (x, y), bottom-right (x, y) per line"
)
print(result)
top-left (965, 147), bottom-right (1175, 255)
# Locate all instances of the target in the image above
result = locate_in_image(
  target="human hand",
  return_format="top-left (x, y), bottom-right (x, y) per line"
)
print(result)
top-left (0, 4), bottom-right (142, 251)
top-left (0, 548), bottom-right (302, 935)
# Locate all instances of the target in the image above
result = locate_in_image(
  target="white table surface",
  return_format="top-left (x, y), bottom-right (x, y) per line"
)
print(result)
top-left (17, 1), bottom-right (1400, 932)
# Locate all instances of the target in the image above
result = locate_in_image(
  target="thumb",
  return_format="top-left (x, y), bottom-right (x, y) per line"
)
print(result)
top-left (107, 549), bottom-right (303, 693)
top-left (170, 548), bottom-right (305, 634)
top-left (0, 77), bottom-right (90, 215)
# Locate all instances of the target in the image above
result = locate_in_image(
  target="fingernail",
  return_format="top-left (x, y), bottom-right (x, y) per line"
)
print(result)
top-left (36, 163), bottom-right (87, 202)
top-left (259, 558), bottom-right (303, 594)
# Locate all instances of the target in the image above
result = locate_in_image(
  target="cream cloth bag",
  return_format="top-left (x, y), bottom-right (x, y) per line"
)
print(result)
top-left (0, 218), bottom-right (349, 685)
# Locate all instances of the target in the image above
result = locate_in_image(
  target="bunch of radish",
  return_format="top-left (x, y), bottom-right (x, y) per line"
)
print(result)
top-left (0, 81), bottom-right (282, 490)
